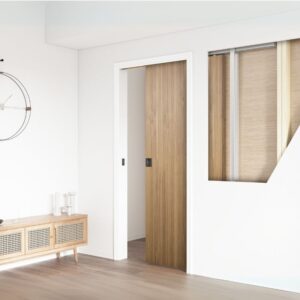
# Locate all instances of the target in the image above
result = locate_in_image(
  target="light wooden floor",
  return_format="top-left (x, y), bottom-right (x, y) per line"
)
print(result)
top-left (0, 239), bottom-right (299, 300)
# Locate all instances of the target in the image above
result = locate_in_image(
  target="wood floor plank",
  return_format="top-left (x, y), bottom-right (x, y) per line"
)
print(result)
top-left (0, 240), bottom-right (298, 300)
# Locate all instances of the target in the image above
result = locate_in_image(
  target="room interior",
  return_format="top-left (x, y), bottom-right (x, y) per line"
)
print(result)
top-left (1, 1), bottom-right (300, 299)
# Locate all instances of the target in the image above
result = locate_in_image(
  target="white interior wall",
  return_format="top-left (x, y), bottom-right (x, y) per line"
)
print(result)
top-left (45, 2), bottom-right (300, 49)
top-left (78, 10), bottom-right (300, 293)
top-left (127, 67), bottom-right (145, 242)
top-left (0, 4), bottom-right (78, 225)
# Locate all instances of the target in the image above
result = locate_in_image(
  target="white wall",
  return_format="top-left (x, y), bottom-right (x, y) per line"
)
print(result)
top-left (78, 11), bottom-right (300, 293)
top-left (45, 2), bottom-right (300, 49)
top-left (0, 3), bottom-right (78, 220)
top-left (127, 67), bottom-right (145, 242)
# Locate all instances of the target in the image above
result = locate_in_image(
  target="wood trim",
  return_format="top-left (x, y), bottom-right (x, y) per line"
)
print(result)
top-left (0, 214), bottom-right (87, 232)
top-left (277, 40), bottom-right (291, 160)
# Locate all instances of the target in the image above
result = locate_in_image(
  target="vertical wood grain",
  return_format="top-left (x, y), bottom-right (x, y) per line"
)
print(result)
top-left (145, 61), bottom-right (186, 271)
top-left (290, 39), bottom-right (300, 139)
top-left (239, 48), bottom-right (277, 182)
top-left (209, 55), bottom-right (229, 180)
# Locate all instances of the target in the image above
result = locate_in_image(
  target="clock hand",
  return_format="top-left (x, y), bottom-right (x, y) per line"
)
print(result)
top-left (1, 94), bottom-right (13, 105)
top-left (3, 105), bottom-right (27, 111)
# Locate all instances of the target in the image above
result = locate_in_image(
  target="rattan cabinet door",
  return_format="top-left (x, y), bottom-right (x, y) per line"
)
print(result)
top-left (0, 228), bottom-right (25, 261)
top-left (25, 224), bottom-right (54, 254)
top-left (54, 218), bottom-right (87, 248)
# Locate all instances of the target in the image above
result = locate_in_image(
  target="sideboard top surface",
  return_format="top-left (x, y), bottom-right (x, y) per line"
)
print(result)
top-left (0, 214), bottom-right (87, 232)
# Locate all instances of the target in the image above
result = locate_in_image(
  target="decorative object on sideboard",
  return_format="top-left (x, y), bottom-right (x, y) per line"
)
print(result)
top-left (52, 192), bottom-right (63, 216)
top-left (61, 192), bottom-right (76, 216)
top-left (0, 59), bottom-right (32, 141)
top-left (52, 192), bottom-right (77, 216)
top-left (0, 219), bottom-right (3, 225)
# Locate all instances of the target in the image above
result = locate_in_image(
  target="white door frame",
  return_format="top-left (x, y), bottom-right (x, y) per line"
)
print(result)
top-left (113, 52), bottom-right (193, 274)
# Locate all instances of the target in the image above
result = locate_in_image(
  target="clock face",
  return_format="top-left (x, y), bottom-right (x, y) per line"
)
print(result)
top-left (0, 72), bottom-right (31, 141)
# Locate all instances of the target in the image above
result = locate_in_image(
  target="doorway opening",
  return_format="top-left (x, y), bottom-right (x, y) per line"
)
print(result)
top-left (114, 53), bottom-right (193, 273)
top-left (127, 67), bottom-right (146, 263)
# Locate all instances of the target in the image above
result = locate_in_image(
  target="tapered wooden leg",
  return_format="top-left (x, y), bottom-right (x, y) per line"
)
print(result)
top-left (56, 252), bottom-right (60, 259)
top-left (73, 248), bottom-right (78, 264)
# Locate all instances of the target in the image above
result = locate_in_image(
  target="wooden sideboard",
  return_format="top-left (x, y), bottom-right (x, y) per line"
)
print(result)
top-left (0, 214), bottom-right (87, 265)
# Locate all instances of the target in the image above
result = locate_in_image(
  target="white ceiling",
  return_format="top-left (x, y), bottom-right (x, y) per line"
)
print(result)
top-left (45, 1), bottom-right (300, 50)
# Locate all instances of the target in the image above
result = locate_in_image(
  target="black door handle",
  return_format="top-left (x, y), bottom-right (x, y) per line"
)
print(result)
top-left (145, 158), bottom-right (152, 167)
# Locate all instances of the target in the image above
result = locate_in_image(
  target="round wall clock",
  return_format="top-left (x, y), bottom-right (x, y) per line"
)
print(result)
top-left (0, 72), bottom-right (31, 141)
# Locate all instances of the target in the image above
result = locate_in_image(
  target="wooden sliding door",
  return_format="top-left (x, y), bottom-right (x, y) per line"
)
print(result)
top-left (145, 61), bottom-right (186, 271)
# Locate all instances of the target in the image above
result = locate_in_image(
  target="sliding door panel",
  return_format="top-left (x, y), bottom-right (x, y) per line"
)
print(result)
top-left (209, 54), bottom-right (230, 180)
top-left (239, 48), bottom-right (277, 182)
top-left (145, 61), bottom-right (186, 271)
top-left (291, 39), bottom-right (300, 138)
top-left (208, 39), bottom-right (300, 183)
